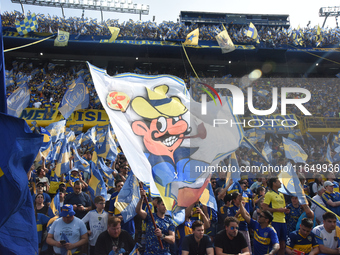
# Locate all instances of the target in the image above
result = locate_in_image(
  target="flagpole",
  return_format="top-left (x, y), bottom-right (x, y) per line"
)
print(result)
top-left (139, 182), bottom-right (164, 249)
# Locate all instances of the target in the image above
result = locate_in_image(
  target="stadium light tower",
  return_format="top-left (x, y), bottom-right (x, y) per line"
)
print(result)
top-left (11, 0), bottom-right (149, 22)
top-left (319, 6), bottom-right (340, 28)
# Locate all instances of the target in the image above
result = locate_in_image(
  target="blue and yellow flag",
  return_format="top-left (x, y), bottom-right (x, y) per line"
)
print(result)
top-left (0, 113), bottom-right (43, 254)
top-left (246, 22), bottom-right (260, 43)
top-left (283, 137), bottom-right (308, 163)
top-left (278, 162), bottom-right (307, 205)
top-left (54, 30), bottom-right (70, 47)
top-left (96, 128), bottom-right (117, 161)
top-left (69, 124), bottom-right (83, 135)
top-left (257, 89), bottom-right (269, 97)
top-left (45, 120), bottom-right (66, 143)
top-left (48, 139), bottom-right (62, 162)
top-left (327, 145), bottom-right (333, 163)
top-left (242, 137), bottom-right (270, 164)
top-left (316, 25), bottom-right (322, 47)
top-left (108, 27), bottom-right (120, 42)
top-left (129, 243), bottom-right (142, 255)
top-left (48, 191), bottom-right (60, 217)
top-left (215, 26), bottom-right (235, 53)
top-left (306, 131), bottom-right (316, 141)
top-left (88, 162), bottom-right (107, 202)
top-left (199, 182), bottom-right (217, 211)
top-left (15, 13), bottom-right (38, 36)
top-left (59, 76), bottom-right (89, 120)
top-left (115, 171), bottom-right (140, 223)
top-left (47, 63), bottom-right (56, 71)
top-left (55, 138), bottom-right (71, 177)
top-left (183, 28), bottom-right (199, 45)
top-left (7, 83), bottom-right (30, 117)
top-left (72, 143), bottom-right (90, 173)
top-left (35, 126), bottom-right (52, 162)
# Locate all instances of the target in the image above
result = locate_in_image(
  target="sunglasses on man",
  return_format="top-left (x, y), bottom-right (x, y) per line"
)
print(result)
top-left (258, 214), bottom-right (267, 219)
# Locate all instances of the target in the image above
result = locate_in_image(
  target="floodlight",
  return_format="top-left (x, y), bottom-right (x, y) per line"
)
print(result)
top-left (11, 0), bottom-right (149, 15)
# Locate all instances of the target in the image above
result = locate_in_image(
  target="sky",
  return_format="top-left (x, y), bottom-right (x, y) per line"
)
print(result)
top-left (1, 0), bottom-right (340, 29)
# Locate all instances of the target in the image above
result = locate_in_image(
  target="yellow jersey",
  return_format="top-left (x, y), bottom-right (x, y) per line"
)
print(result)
top-left (263, 190), bottom-right (286, 223)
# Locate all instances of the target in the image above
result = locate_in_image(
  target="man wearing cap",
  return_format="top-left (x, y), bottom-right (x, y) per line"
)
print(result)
top-left (34, 181), bottom-right (52, 206)
top-left (64, 180), bottom-right (92, 219)
top-left (65, 168), bottom-right (88, 194)
top-left (321, 180), bottom-right (340, 216)
top-left (46, 204), bottom-right (88, 254)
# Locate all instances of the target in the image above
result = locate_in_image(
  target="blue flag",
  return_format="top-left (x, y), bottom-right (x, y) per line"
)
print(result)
top-left (306, 131), bottom-right (316, 141)
top-left (7, 83), bottom-right (30, 117)
top-left (59, 76), bottom-right (89, 119)
top-left (262, 141), bottom-right (273, 164)
top-left (0, 113), bottom-right (43, 254)
top-left (0, 15), bottom-right (6, 114)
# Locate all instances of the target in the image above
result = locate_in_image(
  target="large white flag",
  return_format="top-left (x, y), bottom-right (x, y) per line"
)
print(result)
top-left (88, 63), bottom-right (243, 212)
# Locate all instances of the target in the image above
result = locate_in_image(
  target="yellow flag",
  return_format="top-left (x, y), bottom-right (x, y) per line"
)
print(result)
top-left (183, 28), bottom-right (199, 45)
top-left (54, 30), bottom-right (69, 47)
top-left (316, 24), bottom-right (322, 46)
top-left (215, 28), bottom-right (235, 53)
top-left (108, 27), bottom-right (120, 42)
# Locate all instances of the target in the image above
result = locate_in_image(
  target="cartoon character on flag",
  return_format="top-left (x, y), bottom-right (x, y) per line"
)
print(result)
top-left (89, 63), bottom-right (243, 214)
top-left (106, 84), bottom-right (210, 208)
top-left (130, 85), bottom-right (199, 182)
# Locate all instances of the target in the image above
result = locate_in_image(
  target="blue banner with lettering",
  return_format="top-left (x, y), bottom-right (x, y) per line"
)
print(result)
top-left (59, 76), bottom-right (89, 119)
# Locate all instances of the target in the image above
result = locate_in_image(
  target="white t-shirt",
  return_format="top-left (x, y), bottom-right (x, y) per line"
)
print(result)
top-left (312, 224), bottom-right (337, 250)
top-left (82, 210), bottom-right (109, 246)
top-left (311, 194), bottom-right (326, 224)
top-left (33, 101), bottom-right (42, 108)
top-left (48, 217), bottom-right (87, 254)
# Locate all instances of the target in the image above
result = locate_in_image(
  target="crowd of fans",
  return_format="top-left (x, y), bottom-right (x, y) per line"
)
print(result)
top-left (2, 10), bottom-right (340, 47)
top-left (29, 128), bottom-right (340, 255)
top-left (6, 60), bottom-right (340, 120)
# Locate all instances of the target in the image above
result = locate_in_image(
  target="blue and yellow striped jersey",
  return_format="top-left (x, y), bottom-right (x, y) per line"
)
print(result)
top-left (286, 230), bottom-right (318, 255)
top-left (249, 218), bottom-right (279, 255)
top-left (36, 213), bottom-right (50, 244)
